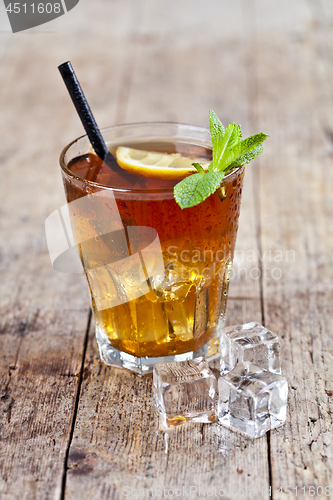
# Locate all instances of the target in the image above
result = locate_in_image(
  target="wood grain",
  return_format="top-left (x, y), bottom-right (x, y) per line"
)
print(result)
top-left (252, 0), bottom-right (333, 497)
top-left (64, 1), bottom-right (268, 499)
top-left (0, 1), bottom-right (332, 499)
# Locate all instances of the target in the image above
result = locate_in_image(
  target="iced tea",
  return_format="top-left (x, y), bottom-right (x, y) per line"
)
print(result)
top-left (60, 123), bottom-right (244, 374)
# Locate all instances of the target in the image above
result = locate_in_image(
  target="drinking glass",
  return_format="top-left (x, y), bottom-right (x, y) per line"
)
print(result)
top-left (59, 122), bottom-right (244, 374)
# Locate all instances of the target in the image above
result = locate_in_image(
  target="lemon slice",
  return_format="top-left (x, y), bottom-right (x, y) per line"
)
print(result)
top-left (116, 146), bottom-right (211, 179)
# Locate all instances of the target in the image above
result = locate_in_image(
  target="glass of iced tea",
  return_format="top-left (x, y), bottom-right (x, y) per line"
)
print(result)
top-left (60, 122), bottom-right (244, 375)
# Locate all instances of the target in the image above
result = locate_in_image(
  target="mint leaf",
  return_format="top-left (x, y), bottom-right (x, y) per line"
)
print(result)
top-left (225, 144), bottom-right (263, 172)
top-left (209, 110), bottom-right (225, 170)
top-left (218, 133), bottom-right (268, 172)
top-left (174, 170), bottom-right (225, 209)
top-left (212, 122), bottom-right (242, 170)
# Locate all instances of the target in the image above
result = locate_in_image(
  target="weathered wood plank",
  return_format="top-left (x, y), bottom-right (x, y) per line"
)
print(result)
top-left (64, 1), bottom-right (268, 499)
top-left (0, 5), bottom-right (132, 497)
top-left (252, 0), bottom-right (333, 497)
top-left (0, 309), bottom-right (90, 500)
top-left (0, 48), bottom-right (91, 500)
top-left (64, 295), bottom-right (267, 500)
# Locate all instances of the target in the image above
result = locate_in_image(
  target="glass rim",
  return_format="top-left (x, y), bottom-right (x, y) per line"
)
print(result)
top-left (59, 121), bottom-right (244, 195)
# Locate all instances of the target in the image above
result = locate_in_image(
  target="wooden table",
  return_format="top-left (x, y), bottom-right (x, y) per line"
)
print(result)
top-left (0, 1), bottom-right (332, 498)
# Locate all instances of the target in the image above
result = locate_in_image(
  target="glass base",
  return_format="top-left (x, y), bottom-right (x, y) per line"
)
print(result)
top-left (96, 326), bottom-right (220, 376)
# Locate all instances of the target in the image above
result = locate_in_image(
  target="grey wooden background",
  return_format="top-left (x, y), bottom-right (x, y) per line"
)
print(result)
top-left (0, 1), bottom-right (332, 499)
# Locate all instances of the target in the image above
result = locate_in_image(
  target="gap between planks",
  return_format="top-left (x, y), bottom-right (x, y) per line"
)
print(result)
top-left (60, 309), bottom-right (92, 500)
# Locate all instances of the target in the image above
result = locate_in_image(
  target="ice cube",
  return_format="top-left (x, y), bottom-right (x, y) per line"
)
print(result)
top-left (153, 358), bottom-right (217, 428)
top-left (217, 361), bottom-right (288, 438)
top-left (220, 322), bottom-right (281, 375)
top-left (150, 268), bottom-right (193, 302)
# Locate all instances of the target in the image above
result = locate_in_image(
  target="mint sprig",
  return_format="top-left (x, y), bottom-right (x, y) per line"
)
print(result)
top-left (174, 110), bottom-right (268, 209)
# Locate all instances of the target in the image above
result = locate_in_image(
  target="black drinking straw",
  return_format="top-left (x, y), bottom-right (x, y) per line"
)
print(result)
top-left (58, 61), bottom-right (122, 173)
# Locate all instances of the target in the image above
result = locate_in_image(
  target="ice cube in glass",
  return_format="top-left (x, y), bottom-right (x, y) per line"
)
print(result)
top-left (220, 322), bottom-right (281, 375)
top-left (217, 361), bottom-right (288, 438)
top-left (153, 358), bottom-right (217, 428)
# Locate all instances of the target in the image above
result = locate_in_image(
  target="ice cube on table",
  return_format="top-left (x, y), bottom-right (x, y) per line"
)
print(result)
top-left (217, 361), bottom-right (288, 438)
top-left (220, 322), bottom-right (281, 375)
top-left (153, 358), bottom-right (217, 428)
